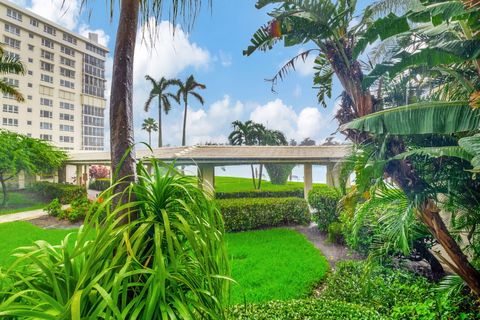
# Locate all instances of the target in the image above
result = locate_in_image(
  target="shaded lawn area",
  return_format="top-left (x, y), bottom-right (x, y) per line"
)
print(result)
top-left (0, 190), bottom-right (49, 215)
top-left (215, 176), bottom-right (322, 193)
top-left (227, 228), bottom-right (329, 304)
top-left (0, 223), bottom-right (328, 305)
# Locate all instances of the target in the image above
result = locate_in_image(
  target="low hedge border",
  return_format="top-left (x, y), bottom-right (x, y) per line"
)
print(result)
top-left (89, 178), bottom-right (110, 191)
top-left (217, 197), bottom-right (310, 232)
top-left (228, 299), bottom-right (384, 320)
top-left (216, 189), bottom-right (304, 199)
top-left (33, 182), bottom-right (86, 204)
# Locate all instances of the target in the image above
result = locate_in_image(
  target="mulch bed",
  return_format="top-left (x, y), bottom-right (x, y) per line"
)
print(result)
top-left (29, 215), bottom-right (83, 229)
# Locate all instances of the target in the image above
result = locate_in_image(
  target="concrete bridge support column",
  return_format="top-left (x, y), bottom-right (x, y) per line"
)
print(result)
top-left (58, 165), bottom-right (67, 184)
top-left (197, 164), bottom-right (215, 195)
top-left (326, 163), bottom-right (341, 188)
top-left (303, 164), bottom-right (313, 199)
top-left (76, 165), bottom-right (83, 186)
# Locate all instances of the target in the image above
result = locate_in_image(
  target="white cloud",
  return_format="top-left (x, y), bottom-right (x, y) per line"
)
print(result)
top-left (78, 24), bottom-right (110, 46)
top-left (28, 0), bottom-right (80, 30)
top-left (219, 50), bottom-right (232, 67)
top-left (250, 99), bottom-right (327, 141)
top-left (293, 84), bottom-right (302, 97)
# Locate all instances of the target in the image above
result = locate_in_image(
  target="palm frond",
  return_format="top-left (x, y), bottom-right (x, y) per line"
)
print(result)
top-left (391, 146), bottom-right (473, 162)
top-left (0, 80), bottom-right (24, 102)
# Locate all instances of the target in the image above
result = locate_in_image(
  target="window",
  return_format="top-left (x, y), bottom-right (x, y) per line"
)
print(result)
top-left (2, 117), bottom-right (18, 126)
top-left (3, 78), bottom-right (19, 87)
top-left (28, 70), bottom-right (33, 75)
top-left (40, 61), bottom-right (54, 72)
top-left (40, 122), bottom-right (52, 130)
top-left (60, 79), bottom-right (74, 89)
top-left (27, 121), bottom-right (32, 125)
top-left (28, 58), bottom-right (33, 63)
top-left (39, 85), bottom-right (53, 96)
top-left (4, 36), bottom-right (20, 49)
top-left (3, 92), bottom-right (16, 99)
top-left (40, 98), bottom-right (53, 107)
top-left (43, 24), bottom-right (56, 36)
top-left (27, 107), bottom-right (32, 112)
top-left (63, 33), bottom-right (77, 45)
top-left (41, 74), bottom-right (53, 83)
top-left (60, 136), bottom-right (74, 143)
top-left (86, 43), bottom-right (106, 57)
top-left (60, 56), bottom-right (75, 68)
top-left (60, 45), bottom-right (75, 57)
top-left (60, 67), bottom-right (75, 79)
top-left (30, 18), bottom-right (38, 27)
top-left (40, 134), bottom-right (52, 141)
top-left (27, 95), bottom-right (32, 100)
top-left (29, 33), bottom-right (34, 38)
top-left (41, 49), bottom-right (54, 61)
top-left (59, 90), bottom-right (75, 101)
top-left (60, 113), bottom-right (74, 121)
top-left (3, 104), bottom-right (18, 113)
top-left (3, 50), bottom-right (19, 59)
top-left (41, 38), bottom-right (54, 49)
top-left (6, 8), bottom-right (22, 21)
top-left (28, 44), bottom-right (34, 51)
top-left (40, 110), bottom-right (52, 118)
top-left (60, 102), bottom-right (74, 110)
top-left (28, 83), bottom-right (32, 87)
top-left (4, 24), bottom-right (20, 36)
top-left (60, 124), bottom-right (74, 132)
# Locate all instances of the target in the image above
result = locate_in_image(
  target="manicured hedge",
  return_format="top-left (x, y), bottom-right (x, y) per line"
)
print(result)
top-left (33, 182), bottom-right (86, 204)
top-left (89, 178), bottom-right (110, 191)
top-left (307, 185), bottom-right (341, 232)
top-left (228, 299), bottom-right (384, 320)
top-left (216, 189), bottom-right (304, 199)
top-left (217, 197), bottom-right (310, 232)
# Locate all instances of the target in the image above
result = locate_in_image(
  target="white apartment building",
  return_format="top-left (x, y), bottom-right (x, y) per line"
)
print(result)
top-left (0, 0), bottom-right (108, 151)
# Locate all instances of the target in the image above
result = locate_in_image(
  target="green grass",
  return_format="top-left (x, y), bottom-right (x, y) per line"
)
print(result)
top-left (0, 223), bottom-right (328, 305)
top-left (226, 228), bottom-right (329, 304)
top-left (0, 221), bottom-right (78, 267)
top-left (0, 190), bottom-right (49, 215)
top-left (215, 176), bottom-right (322, 193)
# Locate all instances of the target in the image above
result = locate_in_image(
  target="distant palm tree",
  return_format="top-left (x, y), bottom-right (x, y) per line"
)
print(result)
top-left (144, 75), bottom-right (180, 147)
top-left (177, 75), bottom-right (206, 146)
top-left (0, 45), bottom-right (25, 101)
top-left (141, 117), bottom-right (158, 146)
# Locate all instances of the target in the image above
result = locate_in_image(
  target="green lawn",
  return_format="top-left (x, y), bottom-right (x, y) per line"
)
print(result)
top-left (0, 223), bottom-right (328, 304)
top-left (0, 190), bottom-right (49, 215)
top-left (227, 228), bottom-right (329, 304)
top-left (215, 176), bottom-right (322, 193)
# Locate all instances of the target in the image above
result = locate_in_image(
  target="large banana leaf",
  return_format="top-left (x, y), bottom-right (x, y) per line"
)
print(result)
top-left (344, 101), bottom-right (480, 135)
top-left (458, 134), bottom-right (480, 172)
top-left (390, 146), bottom-right (473, 161)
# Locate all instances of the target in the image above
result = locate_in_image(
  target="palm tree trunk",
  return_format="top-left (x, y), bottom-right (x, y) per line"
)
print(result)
top-left (109, 0), bottom-right (139, 197)
top-left (182, 100), bottom-right (188, 146)
top-left (158, 97), bottom-right (163, 147)
top-left (148, 131), bottom-right (151, 146)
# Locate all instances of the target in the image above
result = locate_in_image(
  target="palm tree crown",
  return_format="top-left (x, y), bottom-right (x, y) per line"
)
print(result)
top-left (141, 117), bottom-right (159, 146)
top-left (0, 45), bottom-right (25, 102)
top-left (144, 75), bottom-right (180, 147)
top-left (177, 75), bottom-right (206, 146)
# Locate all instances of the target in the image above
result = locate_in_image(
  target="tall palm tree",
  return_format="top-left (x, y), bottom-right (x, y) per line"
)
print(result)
top-left (141, 117), bottom-right (158, 146)
top-left (144, 75), bottom-right (180, 147)
top-left (176, 75), bottom-right (206, 146)
top-left (0, 45), bottom-right (25, 101)
top-left (108, 0), bottom-right (205, 200)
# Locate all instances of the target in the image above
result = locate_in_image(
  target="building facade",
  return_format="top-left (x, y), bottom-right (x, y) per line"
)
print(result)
top-left (0, 0), bottom-right (108, 151)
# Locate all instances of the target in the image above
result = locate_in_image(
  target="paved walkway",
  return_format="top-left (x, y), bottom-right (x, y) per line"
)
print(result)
top-left (0, 205), bottom-right (70, 224)
top-left (292, 223), bottom-right (362, 267)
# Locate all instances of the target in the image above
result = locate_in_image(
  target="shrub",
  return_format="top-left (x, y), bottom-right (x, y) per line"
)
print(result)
top-left (44, 198), bottom-right (62, 218)
top-left (44, 197), bottom-right (94, 222)
top-left (228, 299), bottom-right (384, 320)
top-left (217, 197), bottom-right (310, 232)
top-left (327, 221), bottom-right (344, 244)
top-left (307, 185), bottom-right (341, 231)
top-left (88, 165), bottom-right (110, 179)
top-left (216, 189), bottom-right (304, 199)
top-left (89, 178), bottom-right (110, 191)
top-left (33, 182), bottom-right (86, 204)
top-left (264, 164), bottom-right (295, 185)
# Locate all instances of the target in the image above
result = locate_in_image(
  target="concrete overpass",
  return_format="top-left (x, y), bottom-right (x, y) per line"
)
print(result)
top-left (61, 145), bottom-right (351, 197)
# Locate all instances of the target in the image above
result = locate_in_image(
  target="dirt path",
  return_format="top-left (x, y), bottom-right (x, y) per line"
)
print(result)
top-left (292, 223), bottom-right (362, 267)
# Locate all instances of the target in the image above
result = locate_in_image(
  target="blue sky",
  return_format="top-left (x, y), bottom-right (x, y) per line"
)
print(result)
top-left (12, 0), bottom-right (373, 147)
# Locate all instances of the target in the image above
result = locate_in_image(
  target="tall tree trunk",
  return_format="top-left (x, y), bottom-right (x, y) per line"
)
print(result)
top-left (158, 97), bottom-right (163, 147)
top-left (258, 164), bottom-right (263, 190)
top-left (148, 131), bottom-right (151, 146)
top-left (182, 100), bottom-right (187, 146)
top-left (250, 164), bottom-right (257, 189)
top-left (110, 0), bottom-right (139, 196)
top-left (0, 176), bottom-right (7, 208)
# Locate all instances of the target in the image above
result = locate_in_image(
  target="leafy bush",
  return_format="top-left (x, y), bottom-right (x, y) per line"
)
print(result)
top-left (44, 197), bottom-right (95, 222)
top-left (0, 160), bottom-right (230, 318)
top-left (228, 299), bottom-right (384, 320)
top-left (88, 165), bottom-right (110, 179)
top-left (89, 178), bottom-right (110, 191)
top-left (217, 197), bottom-right (310, 232)
top-left (44, 198), bottom-right (62, 218)
top-left (264, 164), bottom-right (295, 185)
top-left (33, 182), bottom-right (86, 204)
top-left (216, 189), bottom-right (304, 199)
top-left (327, 221), bottom-right (344, 243)
top-left (307, 185), bottom-right (341, 231)
top-left (340, 209), bottom-right (375, 255)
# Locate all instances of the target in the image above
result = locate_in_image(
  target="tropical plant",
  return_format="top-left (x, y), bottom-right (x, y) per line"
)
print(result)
top-left (0, 44), bottom-right (25, 101)
top-left (144, 76), bottom-right (180, 147)
top-left (0, 130), bottom-right (67, 207)
top-left (176, 75), bottom-right (206, 146)
top-left (141, 117), bottom-right (159, 146)
top-left (108, 0), bottom-right (207, 198)
top-left (0, 159), bottom-right (230, 318)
